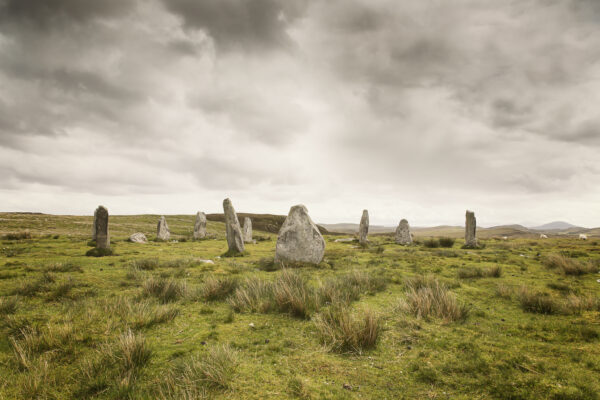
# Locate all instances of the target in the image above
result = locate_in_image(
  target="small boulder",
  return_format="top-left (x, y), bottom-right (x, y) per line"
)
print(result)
top-left (129, 232), bottom-right (148, 243)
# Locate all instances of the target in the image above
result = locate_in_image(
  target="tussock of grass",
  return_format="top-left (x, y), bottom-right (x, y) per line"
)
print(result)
top-left (542, 254), bottom-right (598, 275)
top-left (257, 257), bottom-right (280, 271)
top-left (2, 231), bottom-right (33, 240)
top-left (518, 287), bottom-right (560, 314)
top-left (313, 304), bottom-right (381, 354)
top-left (11, 273), bottom-right (55, 297)
top-left (400, 275), bottom-right (469, 322)
top-left (0, 296), bottom-right (19, 315)
top-left (130, 258), bottom-right (159, 271)
top-left (438, 237), bottom-right (456, 248)
top-left (132, 302), bottom-right (179, 329)
top-left (272, 269), bottom-right (316, 318)
top-left (10, 323), bottom-right (76, 370)
top-left (142, 277), bottom-right (187, 303)
top-left (228, 277), bottom-right (275, 313)
top-left (85, 247), bottom-right (114, 257)
top-left (318, 270), bottom-right (387, 305)
top-left (495, 284), bottom-right (513, 299)
top-left (47, 278), bottom-right (77, 301)
top-left (43, 262), bottom-right (83, 273)
top-left (199, 276), bottom-right (239, 301)
top-left (423, 239), bottom-right (440, 248)
top-left (111, 329), bottom-right (153, 372)
top-left (458, 265), bottom-right (502, 279)
top-left (158, 344), bottom-right (237, 398)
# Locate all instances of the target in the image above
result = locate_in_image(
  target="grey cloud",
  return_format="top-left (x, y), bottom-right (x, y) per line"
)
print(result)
top-left (161, 0), bottom-right (307, 52)
top-left (0, 0), bottom-right (136, 27)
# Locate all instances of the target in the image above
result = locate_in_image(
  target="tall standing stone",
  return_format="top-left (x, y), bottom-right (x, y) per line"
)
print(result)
top-left (157, 216), bottom-right (170, 241)
top-left (242, 217), bottom-right (253, 243)
top-left (395, 219), bottom-right (412, 245)
top-left (223, 198), bottom-right (245, 254)
top-left (94, 206), bottom-right (110, 249)
top-left (465, 210), bottom-right (478, 248)
top-left (275, 205), bottom-right (325, 265)
top-left (193, 212), bottom-right (207, 240)
top-left (358, 209), bottom-right (369, 245)
top-left (92, 208), bottom-right (98, 241)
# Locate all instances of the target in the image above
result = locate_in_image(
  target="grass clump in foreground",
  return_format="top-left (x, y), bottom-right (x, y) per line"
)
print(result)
top-left (542, 253), bottom-right (599, 275)
top-left (458, 265), bottom-right (502, 279)
top-left (0, 296), bottom-right (18, 315)
top-left (313, 304), bottom-right (381, 354)
top-left (399, 275), bottom-right (469, 322)
top-left (158, 345), bottom-right (237, 398)
top-left (142, 277), bottom-right (187, 303)
top-left (198, 276), bottom-right (239, 301)
top-left (85, 247), bottom-right (114, 257)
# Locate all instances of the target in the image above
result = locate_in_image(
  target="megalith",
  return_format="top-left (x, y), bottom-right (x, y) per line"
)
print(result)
top-left (193, 212), bottom-right (207, 240)
top-left (242, 217), bottom-right (253, 243)
top-left (395, 219), bottom-right (412, 245)
top-left (92, 208), bottom-right (98, 241)
top-left (223, 198), bottom-right (245, 254)
top-left (275, 205), bottom-right (325, 265)
top-left (157, 216), bottom-right (170, 241)
top-left (465, 210), bottom-right (478, 248)
top-left (358, 209), bottom-right (369, 245)
top-left (94, 206), bottom-right (110, 249)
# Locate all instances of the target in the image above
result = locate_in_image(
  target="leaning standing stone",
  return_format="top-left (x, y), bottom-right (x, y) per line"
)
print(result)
top-left (223, 198), bottom-right (245, 254)
top-left (193, 212), bottom-right (207, 240)
top-left (242, 217), bottom-right (253, 243)
top-left (358, 210), bottom-right (369, 245)
top-left (395, 219), bottom-right (412, 245)
top-left (275, 205), bottom-right (325, 265)
top-left (464, 210), bottom-right (478, 248)
top-left (94, 206), bottom-right (110, 249)
top-left (157, 216), bottom-right (170, 241)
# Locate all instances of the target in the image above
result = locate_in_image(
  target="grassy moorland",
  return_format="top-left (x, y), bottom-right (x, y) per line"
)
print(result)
top-left (0, 213), bottom-right (599, 399)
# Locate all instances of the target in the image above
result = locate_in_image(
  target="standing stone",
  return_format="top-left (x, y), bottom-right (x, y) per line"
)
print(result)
top-left (358, 209), bottom-right (369, 245)
top-left (395, 219), bottom-right (412, 245)
top-left (465, 210), bottom-right (478, 248)
top-left (242, 217), bottom-right (253, 243)
top-left (223, 198), bottom-right (245, 254)
top-left (94, 206), bottom-right (110, 249)
top-left (92, 208), bottom-right (98, 241)
top-left (193, 212), bottom-right (207, 240)
top-left (275, 205), bottom-right (325, 265)
top-left (157, 216), bottom-right (170, 241)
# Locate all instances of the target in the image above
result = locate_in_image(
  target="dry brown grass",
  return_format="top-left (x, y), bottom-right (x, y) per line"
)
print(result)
top-left (400, 275), bottom-right (469, 322)
top-left (542, 254), bottom-right (598, 275)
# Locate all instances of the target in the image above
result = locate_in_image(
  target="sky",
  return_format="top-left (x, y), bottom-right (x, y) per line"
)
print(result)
top-left (1, 0), bottom-right (600, 227)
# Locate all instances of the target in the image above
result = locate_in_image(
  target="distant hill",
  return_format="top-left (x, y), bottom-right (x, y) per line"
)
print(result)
top-left (319, 223), bottom-right (393, 234)
top-left (531, 221), bottom-right (580, 230)
top-left (207, 213), bottom-right (330, 234)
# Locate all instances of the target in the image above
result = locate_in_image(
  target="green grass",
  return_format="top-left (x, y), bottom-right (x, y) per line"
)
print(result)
top-left (0, 212), bottom-right (599, 398)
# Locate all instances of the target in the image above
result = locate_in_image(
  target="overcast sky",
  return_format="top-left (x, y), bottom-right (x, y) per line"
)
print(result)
top-left (1, 0), bottom-right (599, 227)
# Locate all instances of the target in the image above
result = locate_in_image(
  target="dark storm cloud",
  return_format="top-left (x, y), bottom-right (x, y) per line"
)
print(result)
top-left (161, 0), bottom-right (307, 51)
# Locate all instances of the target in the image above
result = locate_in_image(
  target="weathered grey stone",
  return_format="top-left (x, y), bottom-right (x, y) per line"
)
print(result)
top-left (465, 210), bottom-right (478, 248)
top-left (358, 209), bottom-right (369, 245)
top-left (129, 232), bottom-right (147, 243)
top-left (92, 208), bottom-right (98, 241)
top-left (94, 206), bottom-right (110, 249)
top-left (157, 216), bottom-right (170, 241)
top-left (193, 212), bottom-right (207, 240)
top-left (242, 217), bottom-right (253, 243)
top-left (223, 198), bottom-right (245, 254)
top-left (275, 205), bottom-right (325, 265)
top-left (395, 219), bottom-right (412, 245)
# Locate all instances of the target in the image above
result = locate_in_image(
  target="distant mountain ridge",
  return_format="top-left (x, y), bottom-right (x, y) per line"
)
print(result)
top-left (530, 221), bottom-right (581, 230)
